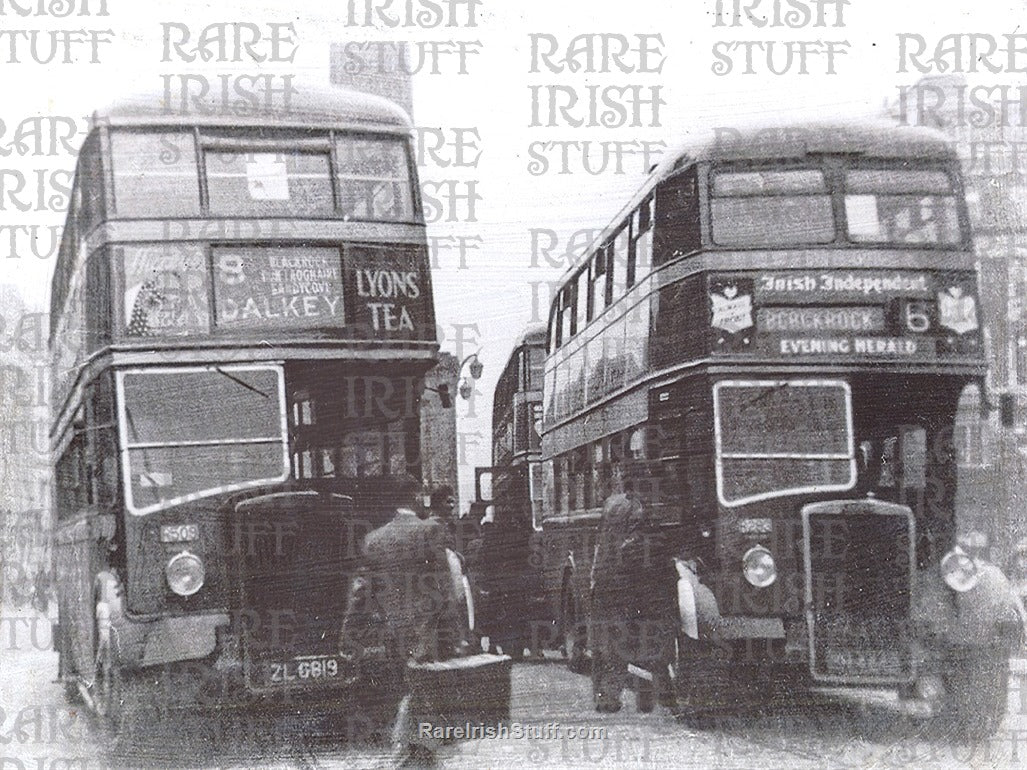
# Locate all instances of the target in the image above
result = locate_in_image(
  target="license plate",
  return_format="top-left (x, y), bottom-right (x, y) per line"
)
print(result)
top-left (266, 655), bottom-right (342, 685)
top-left (824, 647), bottom-right (903, 676)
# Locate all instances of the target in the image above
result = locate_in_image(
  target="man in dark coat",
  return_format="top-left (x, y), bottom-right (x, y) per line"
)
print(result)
top-left (360, 476), bottom-right (452, 663)
top-left (590, 491), bottom-right (676, 713)
top-left (343, 476), bottom-right (454, 767)
top-left (590, 492), bottom-right (641, 712)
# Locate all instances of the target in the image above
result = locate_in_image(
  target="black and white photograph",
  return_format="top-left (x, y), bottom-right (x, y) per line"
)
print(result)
top-left (0, 1), bottom-right (1026, 767)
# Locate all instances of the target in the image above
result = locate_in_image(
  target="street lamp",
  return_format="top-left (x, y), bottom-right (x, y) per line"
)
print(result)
top-left (429, 351), bottom-right (484, 408)
top-left (457, 352), bottom-right (483, 401)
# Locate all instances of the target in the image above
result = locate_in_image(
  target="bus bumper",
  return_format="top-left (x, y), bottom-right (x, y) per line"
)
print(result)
top-left (116, 612), bottom-right (230, 668)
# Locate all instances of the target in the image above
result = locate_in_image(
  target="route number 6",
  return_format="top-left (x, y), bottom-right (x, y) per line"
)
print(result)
top-left (904, 301), bottom-right (930, 333)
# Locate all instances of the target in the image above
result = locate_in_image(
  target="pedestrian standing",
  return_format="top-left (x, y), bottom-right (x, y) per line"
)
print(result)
top-left (590, 492), bottom-right (641, 712)
top-left (590, 490), bottom-right (676, 713)
top-left (341, 475), bottom-right (453, 767)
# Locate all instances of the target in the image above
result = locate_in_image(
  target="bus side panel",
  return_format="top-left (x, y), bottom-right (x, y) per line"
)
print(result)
top-left (650, 273), bottom-right (710, 371)
top-left (54, 515), bottom-right (105, 680)
top-left (648, 375), bottom-right (716, 540)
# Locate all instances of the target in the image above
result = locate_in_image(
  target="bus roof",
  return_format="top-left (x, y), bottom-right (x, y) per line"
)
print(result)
top-left (659, 119), bottom-right (956, 172)
top-left (514, 324), bottom-right (548, 350)
top-left (92, 85), bottom-right (412, 131)
top-left (552, 119), bottom-right (959, 286)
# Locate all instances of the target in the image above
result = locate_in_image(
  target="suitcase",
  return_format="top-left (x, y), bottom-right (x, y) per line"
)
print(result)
top-left (406, 653), bottom-right (512, 732)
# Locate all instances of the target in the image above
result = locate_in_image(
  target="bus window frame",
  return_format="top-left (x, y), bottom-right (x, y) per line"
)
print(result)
top-left (203, 143), bottom-right (337, 219)
top-left (838, 159), bottom-right (969, 249)
top-left (105, 126), bottom-right (421, 225)
top-left (708, 162), bottom-right (836, 249)
top-left (115, 363), bottom-right (291, 516)
top-left (707, 158), bottom-right (970, 251)
top-left (712, 378), bottom-right (857, 508)
top-left (528, 460), bottom-right (543, 531)
top-left (108, 128), bottom-right (204, 219)
top-left (571, 268), bottom-right (587, 337)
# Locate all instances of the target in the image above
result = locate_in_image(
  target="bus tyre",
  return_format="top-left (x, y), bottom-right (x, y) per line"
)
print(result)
top-left (940, 647), bottom-right (1009, 739)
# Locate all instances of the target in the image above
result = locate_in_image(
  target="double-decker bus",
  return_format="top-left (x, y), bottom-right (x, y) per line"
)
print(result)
top-left (49, 87), bottom-right (464, 732)
top-left (471, 326), bottom-right (547, 657)
top-left (539, 120), bottom-right (1025, 735)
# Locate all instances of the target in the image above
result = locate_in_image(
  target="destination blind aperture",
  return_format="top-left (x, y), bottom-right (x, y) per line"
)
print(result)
top-left (757, 306), bottom-right (886, 333)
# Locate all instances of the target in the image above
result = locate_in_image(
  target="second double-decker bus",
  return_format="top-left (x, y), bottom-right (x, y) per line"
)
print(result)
top-left (49, 87), bottom-right (467, 735)
top-left (471, 326), bottom-right (547, 657)
top-left (539, 120), bottom-right (1025, 736)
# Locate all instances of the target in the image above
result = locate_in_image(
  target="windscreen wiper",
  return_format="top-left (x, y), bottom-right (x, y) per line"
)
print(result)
top-left (214, 367), bottom-right (270, 398)
top-left (736, 381), bottom-right (792, 413)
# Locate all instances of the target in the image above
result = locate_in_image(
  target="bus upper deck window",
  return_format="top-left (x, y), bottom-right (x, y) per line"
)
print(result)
top-left (335, 135), bottom-right (414, 222)
top-left (573, 270), bottom-right (587, 334)
top-left (844, 169), bottom-right (960, 246)
top-left (111, 131), bottom-right (201, 218)
top-left (589, 252), bottom-right (608, 320)
top-left (710, 168), bottom-right (833, 248)
top-left (206, 149), bottom-right (334, 217)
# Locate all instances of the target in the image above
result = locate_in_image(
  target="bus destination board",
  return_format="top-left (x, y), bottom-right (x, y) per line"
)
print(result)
top-left (709, 270), bottom-right (981, 360)
top-left (213, 246), bottom-right (345, 331)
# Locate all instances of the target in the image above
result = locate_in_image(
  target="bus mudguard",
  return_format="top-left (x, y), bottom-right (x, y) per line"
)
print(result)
top-left (674, 559), bottom-right (720, 641)
top-left (95, 570), bottom-right (229, 669)
top-left (911, 562), bottom-right (1026, 649)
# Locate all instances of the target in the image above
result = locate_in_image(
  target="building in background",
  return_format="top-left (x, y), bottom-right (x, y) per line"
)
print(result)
top-left (330, 41), bottom-right (415, 121)
top-left (888, 75), bottom-right (1027, 562)
top-left (421, 352), bottom-right (459, 503)
top-left (0, 284), bottom-right (51, 606)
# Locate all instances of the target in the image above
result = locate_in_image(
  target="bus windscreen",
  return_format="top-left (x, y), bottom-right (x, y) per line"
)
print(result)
top-left (714, 380), bottom-right (855, 506)
top-left (119, 366), bottom-right (288, 514)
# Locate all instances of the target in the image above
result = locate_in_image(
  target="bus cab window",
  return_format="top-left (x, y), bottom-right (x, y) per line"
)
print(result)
top-left (118, 366), bottom-right (288, 514)
top-left (714, 380), bottom-right (855, 506)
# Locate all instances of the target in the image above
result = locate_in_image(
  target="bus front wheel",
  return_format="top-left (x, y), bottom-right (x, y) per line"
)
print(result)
top-left (940, 647), bottom-right (1009, 739)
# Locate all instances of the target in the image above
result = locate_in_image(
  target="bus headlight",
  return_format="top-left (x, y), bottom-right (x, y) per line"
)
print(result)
top-left (166, 551), bottom-right (205, 597)
top-left (941, 547), bottom-right (978, 593)
top-left (742, 545), bottom-right (777, 588)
